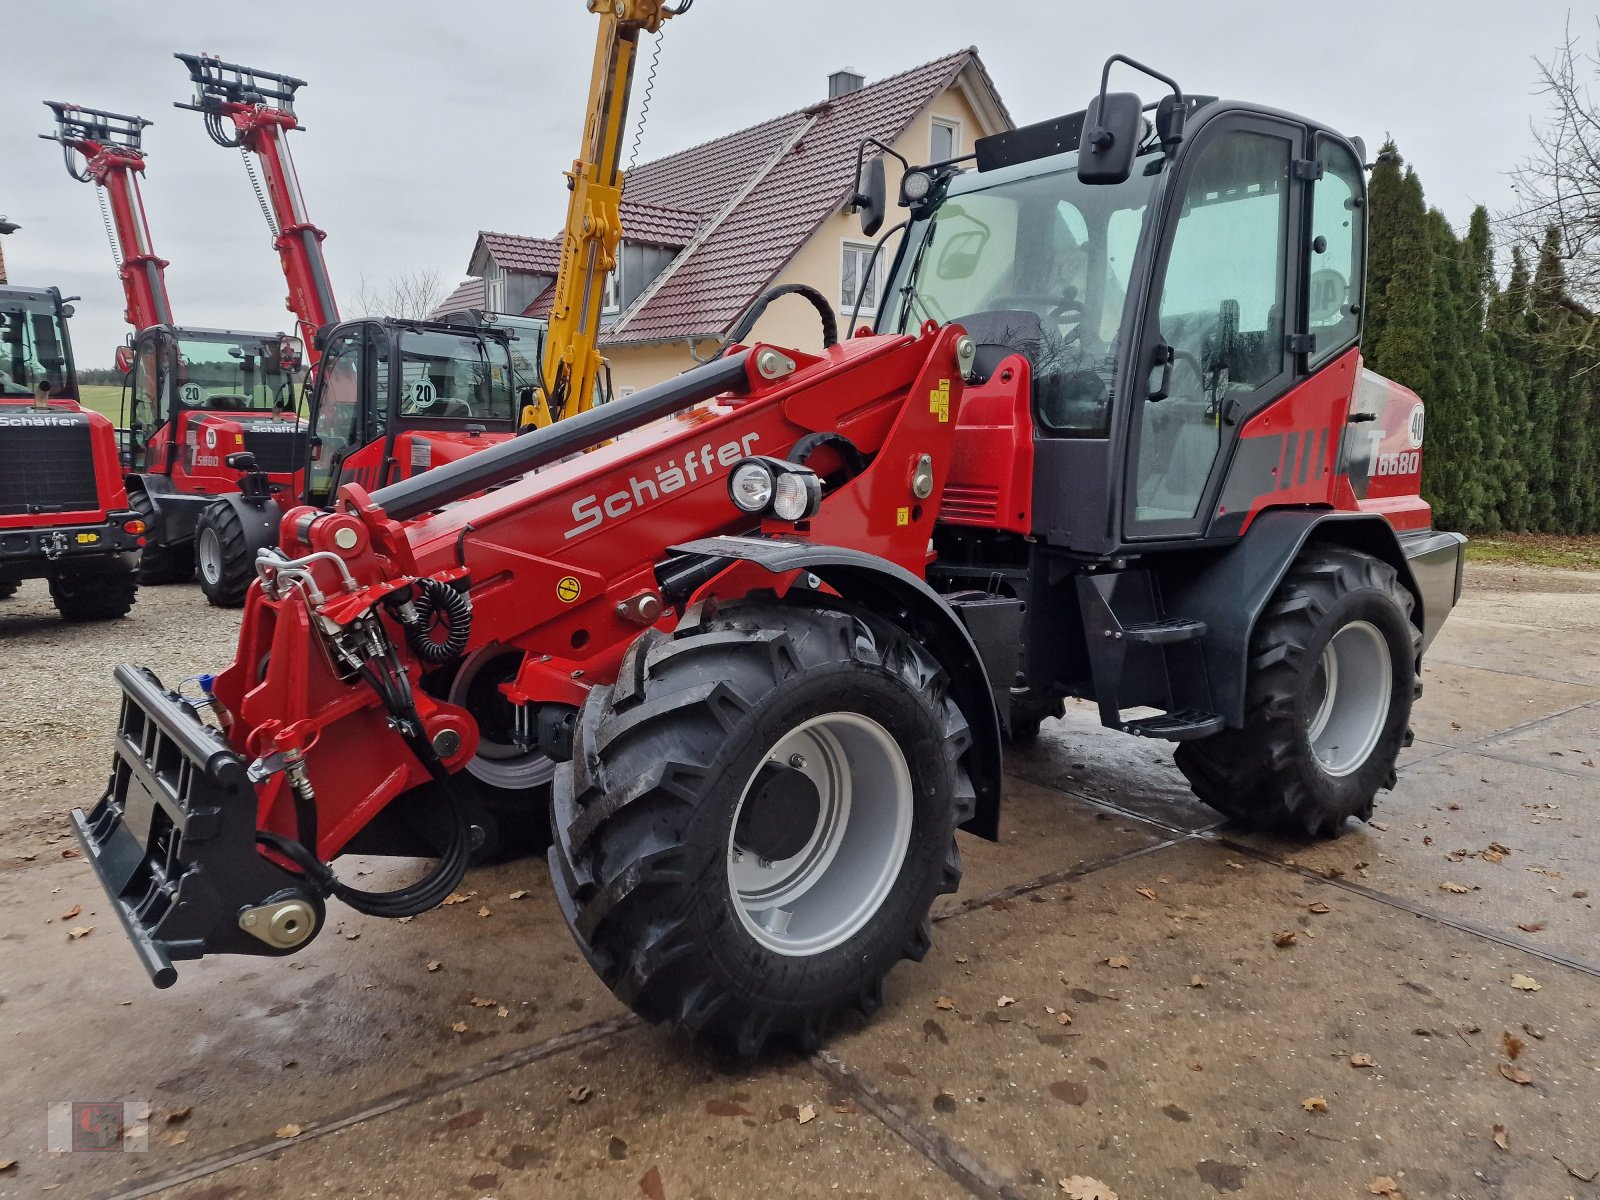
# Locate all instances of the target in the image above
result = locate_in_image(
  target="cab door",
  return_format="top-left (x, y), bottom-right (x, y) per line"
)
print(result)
top-left (304, 326), bottom-right (368, 506)
top-left (1123, 115), bottom-right (1305, 540)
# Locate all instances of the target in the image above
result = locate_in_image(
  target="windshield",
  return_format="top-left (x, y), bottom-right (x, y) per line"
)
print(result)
top-left (173, 335), bottom-right (297, 411)
top-left (880, 152), bottom-right (1160, 435)
top-left (0, 298), bottom-right (74, 399)
top-left (396, 329), bottom-right (514, 422)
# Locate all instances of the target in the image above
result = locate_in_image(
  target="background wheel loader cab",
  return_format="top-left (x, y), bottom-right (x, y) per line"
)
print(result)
top-left (75, 54), bottom-right (1466, 1062)
top-left (120, 325), bottom-right (305, 583)
top-left (192, 318), bottom-right (519, 606)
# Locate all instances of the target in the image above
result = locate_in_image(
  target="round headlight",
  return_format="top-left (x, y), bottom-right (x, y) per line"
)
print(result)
top-left (902, 169), bottom-right (934, 203)
top-left (729, 460), bottom-right (775, 513)
top-left (771, 470), bottom-right (821, 522)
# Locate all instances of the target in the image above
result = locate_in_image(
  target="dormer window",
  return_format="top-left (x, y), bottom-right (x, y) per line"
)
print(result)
top-left (485, 261), bottom-right (506, 313)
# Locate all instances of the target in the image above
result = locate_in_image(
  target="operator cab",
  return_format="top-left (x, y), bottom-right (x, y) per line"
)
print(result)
top-left (304, 319), bottom-right (518, 505)
top-left (869, 63), bottom-right (1368, 555)
top-left (123, 325), bottom-right (303, 472)
top-left (0, 287), bottom-right (78, 403)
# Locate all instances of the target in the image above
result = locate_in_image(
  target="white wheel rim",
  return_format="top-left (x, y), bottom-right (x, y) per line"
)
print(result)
top-left (1306, 620), bottom-right (1392, 777)
top-left (197, 526), bottom-right (222, 586)
top-left (728, 712), bottom-right (912, 957)
top-left (448, 647), bottom-right (556, 791)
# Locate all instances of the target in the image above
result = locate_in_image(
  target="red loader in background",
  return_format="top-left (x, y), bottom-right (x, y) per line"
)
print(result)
top-left (75, 56), bottom-right (1465, 1058)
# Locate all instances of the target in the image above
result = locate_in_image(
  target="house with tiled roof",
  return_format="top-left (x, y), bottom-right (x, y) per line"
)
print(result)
top-left (437, 48), bottom-right (1012, 394)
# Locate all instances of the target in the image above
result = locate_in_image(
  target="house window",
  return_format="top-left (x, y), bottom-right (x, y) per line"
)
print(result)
top-left (484, 262), bottom-right (506, 313)
top-left (841, 241), bottom-right (880, 315)
top-left (930, 116), bottom-right (961, 162)
top-left (601, 262), bottom-right (621, 314)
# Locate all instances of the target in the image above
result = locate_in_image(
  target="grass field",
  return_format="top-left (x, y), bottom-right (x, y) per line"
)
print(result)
top-left (77, 384), bottom-right (123, 423)
top-left (1464, 532), bottom-right (1600, 570)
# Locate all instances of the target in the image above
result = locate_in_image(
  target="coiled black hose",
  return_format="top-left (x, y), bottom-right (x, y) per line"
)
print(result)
top-left (404, 578), bottom-right (472, 664)
top-left (722, 284), bottom-right (839, 353)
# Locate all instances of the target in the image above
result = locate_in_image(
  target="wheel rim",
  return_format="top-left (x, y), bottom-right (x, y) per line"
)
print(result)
top-left (448, 647), bottom-right (556, 791)
top-left (197, 525), bottom-right (222, 586)
top-left (728, 712), bottom-right (912, 957)
top-left (1305, 620), bottom-right (1392, 777)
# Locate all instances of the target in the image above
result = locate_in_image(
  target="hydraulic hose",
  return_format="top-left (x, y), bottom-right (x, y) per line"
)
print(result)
top-left (722, 284), bottom-right (839, 353)
top-left (403, 578), bottom-right (473, 665)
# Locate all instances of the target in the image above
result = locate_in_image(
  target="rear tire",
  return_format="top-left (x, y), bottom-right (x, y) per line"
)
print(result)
top-left (0, 580), bottom-right (18, 601)
top-left (195, 502), bottom-right (256, 608)
top-left (49, 561), bottom-right (138, 621)
top-left (1174, 547), bottom-right (1417, 837)
top-left (128, 488), bottom-right (194, 585)
top-left (550, 601), bottom-right (975, 1056)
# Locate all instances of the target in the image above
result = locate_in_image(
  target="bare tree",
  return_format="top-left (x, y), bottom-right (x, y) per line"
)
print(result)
top-left (1505, 20), bottom-right (1600, 316)
top-left (349, 268), bottom-right (449, 320)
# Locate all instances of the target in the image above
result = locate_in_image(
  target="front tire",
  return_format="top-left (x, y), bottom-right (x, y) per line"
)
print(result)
top-left (550, 602), bottom-right (975, 1056)
top-left (195, 502), bottom-right (257, 608)
top-left (48, 561), bottom-right (138, 621)
top-left (1174, 547), bottom-right (1417, 837)
top-left (128, 488), bottom-right (194, 585)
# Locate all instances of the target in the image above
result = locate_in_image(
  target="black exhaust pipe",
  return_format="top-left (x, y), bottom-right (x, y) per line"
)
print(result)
top-left (372, 350), bottom-right (752, 523)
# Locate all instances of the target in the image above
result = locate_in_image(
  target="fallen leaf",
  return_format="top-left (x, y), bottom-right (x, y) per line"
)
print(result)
top-left (1059, 1175), bottom-right (1118, 1200)
top-left (1272, 931), bottom-right (1297, 948)
top-left (935, 996), bottom-right (956, 1011)
top-left (67, 926), bottom-right (93, 940)
top-left (1135, 887), bottom-right (1158, 900)
top-left (639, 1165), bottom-right (667, 1200)
top-left (1369, 820), bottom-right (1389, 831)
top-left (1308, 902), bottom-right (1331, 914)
top-left (796, 1103), bottom-right (816, 1125)
top-left (441, 891), bottom-right (475, 905)
top-left (61, 905), bottom-right (81, 920)
top-left (477, 905), bottom-right (492, 918)
top-left (508, 890), bottom-right (530, 900)
top-left (342, 931), bottom-right (360, 941)
top-left (1189, 975), bottom-right (1207, 989)
top-left (159, 1130), bottom-right (189, 1147)
top-left (426, 961), bottom-right (442, 972)
top-left (997, 995), bottom-right (1016, 1008)
top-left (568, 1085), bottom-right (591, 1104)
top-left (1517, 922), bottom-right (1545, 933)
top-left (1349, 1053), bottom-right (1377, 1068)
top-left (275, 1124), bottom-right (303, 1139)
top-left (1105, 956), bottom-right (1130, 969)
top-left (1556, 1155), bottom-right (1599, 1183)
top-left (1301, 1096), bottom-right (1328, 1112)
top-left (1488, 842), bottom-right (1512, 856)
top-left (1481, 850), bottom-right (1505, 864)
top-left (954, 953), bottom-right (969, 963)
top-left (470, 996), bottom-right (497, 1008)
top-left (62, 847), bottom-right (80, 858)
top-left (166, 1106), bottom-right (192, 1124)
top-left (1493, 1124), bottom-right (1510, 1151)
top-left (1226, 861), bottom-right (1245, 870)
top-left (1510, 974), bottom-right (1542, 991)
top-left (397, 916), bottom-right (414, 924)
top-left (497, 1006), bottom-right (509, 1018)
top-left (1498, 1062), bottom-right (1533, 1085)
top-left (1502, 1031), bottom-right (1526, 1060)
top-left (1366, 1177), bottom-right (1401, 1197)
top-left (1056, 1011), bottom-right (1073, 1025)
top-left (0, 1160), bottom-right (13, 1172)
top-left (450, 1022), bottom-right (468, 1033)
top-left (1439, 882), bottom-right (1470, 894)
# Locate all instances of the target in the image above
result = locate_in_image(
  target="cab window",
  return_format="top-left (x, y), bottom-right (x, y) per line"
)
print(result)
top-left (307, 331), bottom-right (365, 503)
top-left (1307, 140), bottom-right (1365, 366)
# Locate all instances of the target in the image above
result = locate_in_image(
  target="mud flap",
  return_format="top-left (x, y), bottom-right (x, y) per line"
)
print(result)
top-left (70, 665), bottom-right (324, 987)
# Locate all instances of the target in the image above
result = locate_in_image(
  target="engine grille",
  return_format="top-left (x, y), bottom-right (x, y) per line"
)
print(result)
top-left (0, 423), bottom-right (100, 515)
top-left (939, 484), bottom-right (1000, 525)
top-left (242, 427), bottom-right (308, 475)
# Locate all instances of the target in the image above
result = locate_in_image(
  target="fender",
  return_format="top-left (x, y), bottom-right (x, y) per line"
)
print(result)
top-left (668, 535), bottom-right (1004, 841)
top-left (1158, 510), bottom-right (1441, 728)
top-left (126, 474), bottom-right (215, 547)
top-left (210, 492), bottom-right (285, 562)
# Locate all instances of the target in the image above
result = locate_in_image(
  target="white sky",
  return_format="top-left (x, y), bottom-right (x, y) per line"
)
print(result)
top-left (0, 0), bottom-right (1580, 367)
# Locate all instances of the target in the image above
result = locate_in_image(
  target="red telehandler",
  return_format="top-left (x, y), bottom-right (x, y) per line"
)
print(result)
top-left (0, 283), bottom-right (143, 619)
top-left (42, 102), bottom-right (308, 586)
top-left (74, 54), bottom-right (1466, 1058)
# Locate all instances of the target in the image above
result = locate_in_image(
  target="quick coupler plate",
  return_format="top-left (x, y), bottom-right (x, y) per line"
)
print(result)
top-left (70, 665), bottom-right (325, 987)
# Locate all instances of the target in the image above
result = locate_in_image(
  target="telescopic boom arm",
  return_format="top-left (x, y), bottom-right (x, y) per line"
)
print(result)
top-left (524, 0), bottom-right (692, 429)
top-left (175, 55), bottom-right (339, 360)
top-left (41, 103), bottom-right (175, 332)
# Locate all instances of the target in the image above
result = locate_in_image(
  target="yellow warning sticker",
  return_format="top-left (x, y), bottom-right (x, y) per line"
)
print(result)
top-left (896, 507), bottom-right (910, 527)
top-left (556, 576), bottom-right (582, 603)
top-left (76, 532), bottom-right (99, 544)
top-left (929, 378), bottom-right (951, 423)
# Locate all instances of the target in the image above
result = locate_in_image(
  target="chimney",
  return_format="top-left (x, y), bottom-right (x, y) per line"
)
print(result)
top-left (828, 68), bottom-right (865, 99)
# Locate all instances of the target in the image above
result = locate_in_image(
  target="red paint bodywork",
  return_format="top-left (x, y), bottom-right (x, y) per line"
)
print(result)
top-left (0, 397), bottom-right (133, 530)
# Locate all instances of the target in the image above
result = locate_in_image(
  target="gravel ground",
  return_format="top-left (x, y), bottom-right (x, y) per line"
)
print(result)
top-left (0, 578), bottom-right (239, 859)
top-left (0, 560), bottom-right (1583, 864)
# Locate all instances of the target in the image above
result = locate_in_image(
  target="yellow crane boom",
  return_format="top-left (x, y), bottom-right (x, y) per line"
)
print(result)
top-left (523, 0), bottom-right (689, 429)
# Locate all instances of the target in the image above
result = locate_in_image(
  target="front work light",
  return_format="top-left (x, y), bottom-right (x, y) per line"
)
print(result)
top-left (727, 457), bottom-right (822, 523)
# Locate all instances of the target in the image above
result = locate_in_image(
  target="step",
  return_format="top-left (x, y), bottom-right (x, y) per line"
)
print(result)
top-left (1121, 617), bottom-right (1207, 646)
top-left (1122, 709), bottom-right (1225, 741)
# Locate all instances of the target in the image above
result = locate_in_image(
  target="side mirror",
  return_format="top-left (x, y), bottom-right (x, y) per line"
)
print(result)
top-left (224, 451), bottom-right (259, 472)
top-left (1078, 91), bottom-right (1143, 185)
top-left (853, 156), bottom-right (887, 238)
top-left (279, 335), bottom-right (305, 373)
top-left (115, 345), bottom-right (134, 374)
